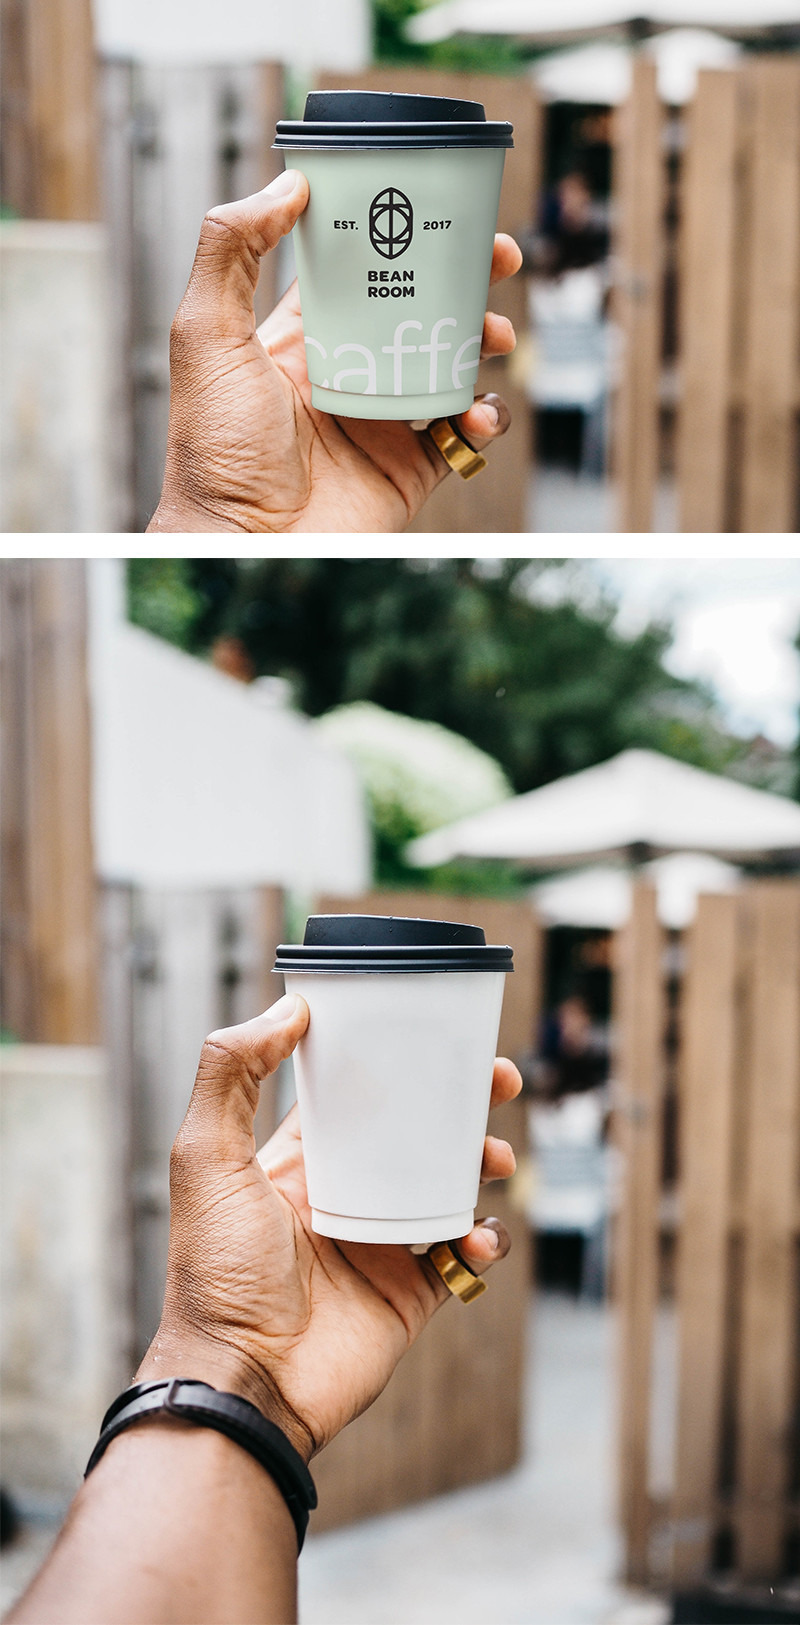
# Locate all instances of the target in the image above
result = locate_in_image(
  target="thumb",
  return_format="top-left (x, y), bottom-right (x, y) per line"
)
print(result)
top-left (176, 993), bottom-right (310, 1164)
top-left (174, 169), bottom-right (309, 346)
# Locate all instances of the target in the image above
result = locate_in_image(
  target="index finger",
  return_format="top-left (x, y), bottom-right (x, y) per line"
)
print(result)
top-left (489, 233), bottom-right (523, 286)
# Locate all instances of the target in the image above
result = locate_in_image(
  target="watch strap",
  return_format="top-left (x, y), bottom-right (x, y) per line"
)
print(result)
top-left (85, 1378), bottom-right (317, 1552)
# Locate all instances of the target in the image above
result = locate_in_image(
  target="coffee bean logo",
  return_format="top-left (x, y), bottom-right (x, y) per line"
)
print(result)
top-left (369, 186), bottom-right (414, 260)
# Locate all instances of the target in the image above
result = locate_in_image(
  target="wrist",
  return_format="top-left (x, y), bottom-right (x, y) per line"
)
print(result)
top-left (136, 1328), bottom-right (315, 1463)
top-left (146, 487), bottom-right (248, 534)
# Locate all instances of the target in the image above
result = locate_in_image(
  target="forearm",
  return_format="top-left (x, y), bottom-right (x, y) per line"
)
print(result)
top-left (8, 1421), bottom-right (298, 1625)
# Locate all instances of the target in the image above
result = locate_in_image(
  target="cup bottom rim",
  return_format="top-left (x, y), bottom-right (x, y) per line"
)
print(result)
top-left (311, 1207), bottom-right (475, 1244)
top-left (310, 384), bottom-right (474, 422)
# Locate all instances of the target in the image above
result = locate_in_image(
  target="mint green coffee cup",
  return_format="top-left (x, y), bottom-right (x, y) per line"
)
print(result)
top-left (273, 90), bottom-right (514, 421)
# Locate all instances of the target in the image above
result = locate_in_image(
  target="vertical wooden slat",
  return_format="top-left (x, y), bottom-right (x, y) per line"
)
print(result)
top-left (677, 72), bottom-right (738, 534)
top-left (615, 881), bottom-right (664, 1582)
top-left (102, 886), bottom-right (286, 1360)
top-left (99, 59), bottom-right (137, 533)
top-left (0, 560), bottom-right (99, 1045)
top-left (671, 894), bottom-right (739, 1583)
top-left (613, 57), bottom-right (663, 534)
top-left (98, 883), bottom-right (138, 1380)
top-left (0, 0), bottom-right (99, 220)
top-left (736, 883), bottom-right (800, 1580)
top-left (106, 60), bottom-right (286, 529)
top-left (740, 59), bottom-right (800, 534)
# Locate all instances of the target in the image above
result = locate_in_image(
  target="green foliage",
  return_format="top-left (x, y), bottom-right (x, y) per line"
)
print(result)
top-left (126, 558), bottom-right (749, 802)
top-left (370, 0), bottom-right (525, 73)
top-left (128, 559), bottom-right (207, 650)
top-left (317, 700), bottom-right (511, 884)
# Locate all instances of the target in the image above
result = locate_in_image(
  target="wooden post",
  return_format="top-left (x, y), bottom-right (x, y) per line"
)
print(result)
top-left (739, 59), bottom-right (800, 534)
top-left (671, 893), bottom-right (739, 1583)
top-left (615, 881), bottom-right (664, 1583)
top-left (0, 0), bottom-right (99, 220)
top-left (613, 57), bottom-right (663, 534)
top-left (0, 560), bottom-right (99, 1045)
top-left (676, 72), bottom-right (738, 534)
top-left (736, 883), bottom-right (800, 1580)
top-left (317, 68), bottom-right (541, 535)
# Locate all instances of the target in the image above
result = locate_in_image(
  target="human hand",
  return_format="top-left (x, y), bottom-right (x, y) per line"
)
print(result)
top-left (147, 170), bottom-right (522, 533)
top-left (136, 993), bottom-right (522, 1460)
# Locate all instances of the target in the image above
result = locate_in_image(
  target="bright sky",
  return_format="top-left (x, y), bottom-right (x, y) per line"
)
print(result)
top-left (592, 559), bottom-right (800, 748)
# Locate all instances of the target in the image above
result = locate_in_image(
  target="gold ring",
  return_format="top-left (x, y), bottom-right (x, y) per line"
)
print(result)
top-left (427, 417), bottom-right (488, 481)
top-left (426, 1240), bottom-right (488, 1304)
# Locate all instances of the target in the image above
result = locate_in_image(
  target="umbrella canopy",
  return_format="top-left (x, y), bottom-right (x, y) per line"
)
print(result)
top-left (408, 1), bottom-right (800, 47)
top-left (531, 28), bottom-right (742, 105)
top-left (531, 851), bottom-right (742, 930)
top-left (405, 749), bottom-right (800, 870)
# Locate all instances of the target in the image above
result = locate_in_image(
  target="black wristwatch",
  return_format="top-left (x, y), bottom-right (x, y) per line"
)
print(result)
top-left (85, 1378), bottom-right (317, 1552)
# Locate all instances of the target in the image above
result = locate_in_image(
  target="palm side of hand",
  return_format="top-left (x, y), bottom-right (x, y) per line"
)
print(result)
top-left (151, 174), bottom-right (522, 533)
top-left (151, 1000), bottom-right (519, 1458)
top-left (169, 281), bottom-right (435, 533)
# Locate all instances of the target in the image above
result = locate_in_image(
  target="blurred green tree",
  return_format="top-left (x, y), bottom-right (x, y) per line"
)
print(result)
top-left (370, 0), bottom-right (525, 73)
top-left (128, 558), bottom-right (753, 798)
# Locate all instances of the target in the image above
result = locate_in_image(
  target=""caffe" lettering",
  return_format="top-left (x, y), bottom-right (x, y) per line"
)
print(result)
top-left (304, 320), bottom-right (481, 397)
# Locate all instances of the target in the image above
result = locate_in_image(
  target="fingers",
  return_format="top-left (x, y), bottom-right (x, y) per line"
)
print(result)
top-left (481, 310), bottom-right (516, 360)
top-left (172, 170), bottom-right (309, 350)
top-left (490, 1056), bottom-right (523, 1109)
top-left (175, 993), bottom-right (310, 1163)
top-left (480, 1134), bottom-right (517, 1184)
top-left (489, 233), bottom-right (523, 286)
top-left (458, 1216), bottom-right (511, 1271)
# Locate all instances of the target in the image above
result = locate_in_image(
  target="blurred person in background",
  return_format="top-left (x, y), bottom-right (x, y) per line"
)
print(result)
top-left (527, 168), bottom-right (610, 280)
top-left (147, 170), bottom-right (522, 535)
top-left (8, 995), bottom-right (521, 1625)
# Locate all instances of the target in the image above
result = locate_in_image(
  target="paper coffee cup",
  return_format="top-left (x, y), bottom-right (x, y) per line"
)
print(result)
top-left (273, 914), bottom-right (514, 1244)
top-left (273, 90), bottom-right (514, 421)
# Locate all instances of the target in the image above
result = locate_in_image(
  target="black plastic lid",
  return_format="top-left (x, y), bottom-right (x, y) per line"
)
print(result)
top-left (273, 914), bottom-right (514, 975)
top-left (273, 90), bottom-right (514, 152)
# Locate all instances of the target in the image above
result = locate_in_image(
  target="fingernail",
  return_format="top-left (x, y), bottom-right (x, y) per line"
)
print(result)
top-left (265, 169), bottom-right (300, 197)
top-left (477, 393), bottom-right (511, 434)
top-left (479, 1219), bottom-right (502, 1252)
top-left (481, 401), bottom-right (499, 428)
top-left (265, 992), bottom-right (300, 1022)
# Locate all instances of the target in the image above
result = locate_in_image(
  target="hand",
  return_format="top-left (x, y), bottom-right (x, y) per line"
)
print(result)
top-left (147, 169), bottom-right (522, 533)
top-left (136, 993), bottom-right (522, 1460)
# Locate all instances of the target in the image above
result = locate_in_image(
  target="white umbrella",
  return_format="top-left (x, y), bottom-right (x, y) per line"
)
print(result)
top-left (405, 748), bottom-right (800, 870)
top-left (531, 28), bottom-right (742, 106)
top-left (408, 1), bottom-right (800, 47)
top-left (531, 851), bottom-right (741, 930)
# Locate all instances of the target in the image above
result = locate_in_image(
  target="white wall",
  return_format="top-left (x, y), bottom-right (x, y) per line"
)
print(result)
top-left (0, 1047), bottom-right (117, 1502)
top-left (0, 224), bottom-right (115, 534)
top-left (88, 562), bottom-right (370, 895)
top-left (94, 0), bottom-right (370, 70)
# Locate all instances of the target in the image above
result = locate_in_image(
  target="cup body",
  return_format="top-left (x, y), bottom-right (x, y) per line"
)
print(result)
top-left (285, 968), bottom-right (506, 1242)
top-left (282, 146), bottom-right (507, 421)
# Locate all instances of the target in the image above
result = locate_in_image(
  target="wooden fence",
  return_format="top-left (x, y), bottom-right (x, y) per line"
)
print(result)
top-left (0, 560), bottom-right (98, 1046)
top-left (0, 0), bottom-right (100, 221)
top-left (100, 60), bottom-right (285, 531)
top-left (615, 55), bottom-right (800, 533)
top-left (101, 884), bottom-right (285, 1363)
top-left (615, 880), bottom-right (800, 1590)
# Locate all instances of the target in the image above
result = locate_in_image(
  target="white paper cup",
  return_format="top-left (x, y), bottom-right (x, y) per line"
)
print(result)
top-left (274, 915), bottom-right (513, 1244)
